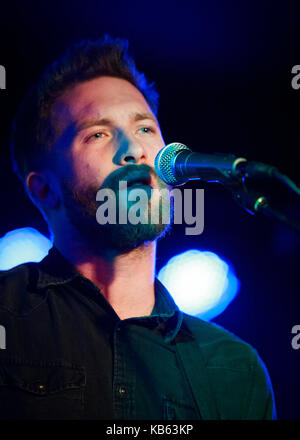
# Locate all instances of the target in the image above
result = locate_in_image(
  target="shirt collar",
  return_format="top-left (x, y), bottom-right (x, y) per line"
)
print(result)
top-left (36, 246), bottom-right (183, 343)
top-left (152, 278), bottom-right (183, 343)
top-left (36, 246), bottom-right (79, 289)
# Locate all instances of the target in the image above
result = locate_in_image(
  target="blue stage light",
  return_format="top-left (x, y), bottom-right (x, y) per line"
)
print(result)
top-left (0, 228), bottom-right (52, 270)
top-left (158, 249), bottom-right (240, 321)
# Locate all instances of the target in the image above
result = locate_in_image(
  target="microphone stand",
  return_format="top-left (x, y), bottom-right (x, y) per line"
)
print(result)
top-left (215, 171), bottom-right (300, 234)
top-left (155, 143), bottom-right (300, 232)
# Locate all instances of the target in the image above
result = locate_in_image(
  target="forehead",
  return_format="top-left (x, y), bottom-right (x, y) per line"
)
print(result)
top-left (51, 76), bottom-right (154, 129)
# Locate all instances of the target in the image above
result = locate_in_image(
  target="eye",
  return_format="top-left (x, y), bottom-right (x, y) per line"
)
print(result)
top-left (138, 126), bottom-right (155, 134)
top-left (91, 132), bottom-right (105, 139)
top-left (85, 131), bottom-right (106, 142)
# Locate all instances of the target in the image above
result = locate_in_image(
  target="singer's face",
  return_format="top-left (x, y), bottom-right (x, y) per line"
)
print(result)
top-left (49, 76), bottom-right (171, 251)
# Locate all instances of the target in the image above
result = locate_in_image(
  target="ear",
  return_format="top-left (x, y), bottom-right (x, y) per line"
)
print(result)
top-left (26, 171), bottom-right (60, 210)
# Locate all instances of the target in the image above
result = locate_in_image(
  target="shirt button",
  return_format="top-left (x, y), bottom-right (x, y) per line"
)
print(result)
top-left (118, 386), bottom-right (127, 396)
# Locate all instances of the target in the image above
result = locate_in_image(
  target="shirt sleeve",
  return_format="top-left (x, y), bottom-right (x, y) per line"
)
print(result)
top-left (245, 349), bottom-right (277, 420)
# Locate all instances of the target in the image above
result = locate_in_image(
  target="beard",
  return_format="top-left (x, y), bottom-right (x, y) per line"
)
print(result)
top-left (60, 164), bottom-right (173, 255)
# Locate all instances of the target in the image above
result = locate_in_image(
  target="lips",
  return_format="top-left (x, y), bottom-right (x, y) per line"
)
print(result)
top-left (101, 164), bottom-right (156, 194)
top-left (125, 171), bottom-right (153, 188)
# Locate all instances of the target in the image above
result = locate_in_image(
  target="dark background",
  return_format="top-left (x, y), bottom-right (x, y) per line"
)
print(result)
top-left (0, 0), bottom-right (299, 419)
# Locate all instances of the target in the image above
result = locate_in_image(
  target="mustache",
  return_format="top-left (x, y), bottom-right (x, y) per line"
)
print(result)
top-left (61, 163), bottom-right (167, 214)
top-left (100, 164), bottom-right (156, 191)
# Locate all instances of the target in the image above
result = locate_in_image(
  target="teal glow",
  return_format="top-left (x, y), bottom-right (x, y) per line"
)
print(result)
top-left (158, 249), bottom-right (240, 321)
top-left (0, 228), bottom-right (52, 270)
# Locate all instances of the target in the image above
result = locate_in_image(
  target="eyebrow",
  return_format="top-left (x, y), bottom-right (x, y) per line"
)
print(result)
top-left (76, 111), bottom-right (159, 134)
top-left (132, 111), bottom-right (158, 123)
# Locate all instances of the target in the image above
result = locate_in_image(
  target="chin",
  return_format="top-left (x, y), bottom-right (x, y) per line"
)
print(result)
top-left (95, 221), bottom-right (171, 254)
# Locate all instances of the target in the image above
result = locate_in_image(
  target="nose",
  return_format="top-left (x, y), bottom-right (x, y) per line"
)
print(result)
top-left (113, 132), bottom-right (147, 165)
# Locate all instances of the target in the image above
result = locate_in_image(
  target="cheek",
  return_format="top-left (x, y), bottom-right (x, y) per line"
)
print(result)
top-left (149, 142), bottom-right (165, 166)
top-left (70, 152), bottom-right (111, 189)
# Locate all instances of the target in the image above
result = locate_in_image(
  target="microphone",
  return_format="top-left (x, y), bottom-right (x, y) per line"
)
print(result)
top-left (154, 143), bottom-right (278, 186)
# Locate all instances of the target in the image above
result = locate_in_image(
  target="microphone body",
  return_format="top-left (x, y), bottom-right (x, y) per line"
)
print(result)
top-left (154, 143), bottom-right (277, 186)
top-left (174, 149), bottom-right (243, 180)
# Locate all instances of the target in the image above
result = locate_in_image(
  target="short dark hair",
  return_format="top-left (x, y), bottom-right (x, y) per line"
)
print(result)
top-left (10, 35), bottom-right (159, 182)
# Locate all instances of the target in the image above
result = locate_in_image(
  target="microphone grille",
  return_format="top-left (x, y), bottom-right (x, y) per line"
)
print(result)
top-left (155, 143), bottom-right (191, 185)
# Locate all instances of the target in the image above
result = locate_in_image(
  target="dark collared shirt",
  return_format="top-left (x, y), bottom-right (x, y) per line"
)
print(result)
top-left (0, 247), bottom-right (199, 419)
top-left (0, 247), bottom-right (277, 420)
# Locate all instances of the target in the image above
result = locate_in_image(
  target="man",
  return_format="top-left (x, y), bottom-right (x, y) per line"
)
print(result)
top-left (0, 36), bottom-right (276, 419)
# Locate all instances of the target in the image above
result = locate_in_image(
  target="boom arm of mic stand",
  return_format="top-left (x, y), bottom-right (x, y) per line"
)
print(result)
top-left (219, 174), bottom-right (300, 234)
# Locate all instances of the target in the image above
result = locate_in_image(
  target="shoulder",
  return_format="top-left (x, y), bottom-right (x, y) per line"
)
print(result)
top-left (182, 312), bottom-right (258, 367)
top-left (0, 262), bottom-right (33, 284)
top-left (0, 263), bottom-right (44, 316)
top-left (0, 263), bottom-right (32, 295)
top-left (181, 313), bottom-right (277, 419)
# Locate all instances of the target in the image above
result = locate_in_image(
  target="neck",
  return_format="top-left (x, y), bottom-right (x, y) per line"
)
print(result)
top-left (54, 236), bottom-right (157, 320)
